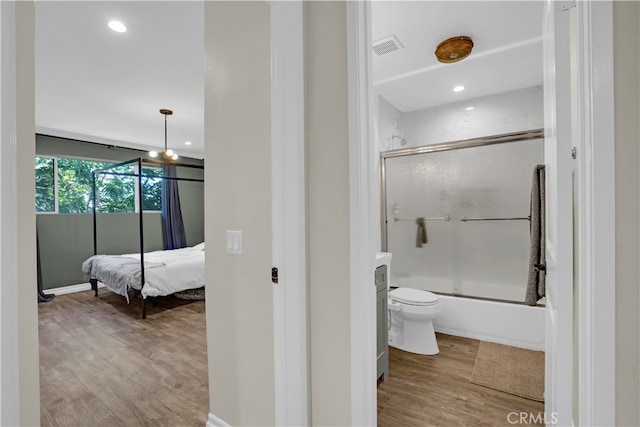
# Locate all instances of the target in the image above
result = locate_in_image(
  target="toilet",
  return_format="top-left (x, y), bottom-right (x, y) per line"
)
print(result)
top-left (388, 287), bottom-right (442, 355)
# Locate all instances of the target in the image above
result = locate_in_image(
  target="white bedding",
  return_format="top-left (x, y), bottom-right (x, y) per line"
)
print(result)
top-left (83, 243), bottom-right (205, 300)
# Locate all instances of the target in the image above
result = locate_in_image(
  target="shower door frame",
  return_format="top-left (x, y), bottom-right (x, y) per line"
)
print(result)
top-left (380, 128), bottom-right (544, 257)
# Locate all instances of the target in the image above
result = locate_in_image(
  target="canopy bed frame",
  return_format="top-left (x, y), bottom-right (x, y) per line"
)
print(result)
top-left (87, 157), bottom-right (204, 318)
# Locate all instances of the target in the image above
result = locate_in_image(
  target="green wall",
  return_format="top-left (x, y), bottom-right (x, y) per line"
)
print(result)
top-left (36, 134), bottom-right (204, 289)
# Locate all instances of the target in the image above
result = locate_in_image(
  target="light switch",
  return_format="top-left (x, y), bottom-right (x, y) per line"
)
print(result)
top-left (226, 230), bottom-right (243, 255)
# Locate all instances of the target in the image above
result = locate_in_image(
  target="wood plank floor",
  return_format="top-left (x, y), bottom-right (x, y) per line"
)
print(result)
top-left (39, 289), bottom-right (208, 427)
top-left (41, 292), bottom-right (543, 426)
top-left (378, 333), bottom-right (545, 427)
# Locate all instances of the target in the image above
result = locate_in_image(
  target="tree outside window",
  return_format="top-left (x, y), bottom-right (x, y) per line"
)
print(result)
top-left (35, 156), bottom-right (162, 213)
top-left (35, 156), bottom-right (55, 212)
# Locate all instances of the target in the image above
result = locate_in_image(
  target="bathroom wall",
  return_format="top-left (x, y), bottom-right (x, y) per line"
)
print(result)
top-left (375, 95), bottom-right (405, 151)
top-left (378, 85), bottom-right (544, 303)
top-left (377, 85), bottom-right (543, 151)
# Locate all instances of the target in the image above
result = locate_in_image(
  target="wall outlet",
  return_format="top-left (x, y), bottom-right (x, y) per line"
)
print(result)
top-left (226, 230), bottom-right (243, 255)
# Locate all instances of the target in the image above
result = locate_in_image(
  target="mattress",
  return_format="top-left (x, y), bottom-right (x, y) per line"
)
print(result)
top-left (82, 243), bottom-right (205, 301)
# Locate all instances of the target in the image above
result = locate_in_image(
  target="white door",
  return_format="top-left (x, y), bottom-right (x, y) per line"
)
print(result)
top-left (542, 1), bottom-right (574, 425)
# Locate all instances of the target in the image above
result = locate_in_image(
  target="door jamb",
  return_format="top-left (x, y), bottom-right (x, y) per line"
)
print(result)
top-left (575, 1), bottom-right (616, 425)
top-left (346, 1), bottom-right (377, 425)
top-left (270, 2), bottom-right (309, 426)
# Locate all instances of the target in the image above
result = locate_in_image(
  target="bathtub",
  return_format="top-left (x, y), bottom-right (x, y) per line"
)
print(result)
top-left (392, 277), bottom-right (545, 351)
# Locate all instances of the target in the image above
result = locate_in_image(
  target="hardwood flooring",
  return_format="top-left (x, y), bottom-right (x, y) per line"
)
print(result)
top-left (41, 292), bottom-right (543, 426)
top-left (39, 289), bottom-right (208, 427)
top-left (377, 333), bottom-right (545, 427)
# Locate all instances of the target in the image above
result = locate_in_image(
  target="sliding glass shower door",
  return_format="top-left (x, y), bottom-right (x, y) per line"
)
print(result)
top-left (382, 134), bottom-right (544, 303)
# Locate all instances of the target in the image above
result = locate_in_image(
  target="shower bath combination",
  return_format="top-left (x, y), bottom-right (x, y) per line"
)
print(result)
top-left (381, 129), bottom-right (547, 351)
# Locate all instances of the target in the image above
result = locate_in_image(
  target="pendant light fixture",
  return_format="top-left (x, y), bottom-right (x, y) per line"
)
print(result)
top-left (149, 109), bottom-right (179, 161)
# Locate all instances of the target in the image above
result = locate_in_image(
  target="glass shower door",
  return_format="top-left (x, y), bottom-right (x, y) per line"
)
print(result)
top-left (383, 138), bottom-right (543, 303)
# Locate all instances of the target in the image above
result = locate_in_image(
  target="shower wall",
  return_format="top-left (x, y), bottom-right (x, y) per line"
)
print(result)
top-left (384, 138), bottom-right (543, 303)
top-left (377, 85), bottom-right (544, 303)
top-left (376, 86), bottom-right (543, 151)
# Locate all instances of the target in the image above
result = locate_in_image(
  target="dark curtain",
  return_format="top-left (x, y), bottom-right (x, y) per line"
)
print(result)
top-left (37, 227), bottom-right (55, 303)
top-left (161, 164), bottom-right (187, 250)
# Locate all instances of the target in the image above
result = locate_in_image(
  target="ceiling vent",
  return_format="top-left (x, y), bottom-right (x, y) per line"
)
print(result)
top-left (372, 35), bottom-right (404, 56)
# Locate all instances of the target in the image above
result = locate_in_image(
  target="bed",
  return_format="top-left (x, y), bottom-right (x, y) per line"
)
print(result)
top-left (85, 157), bottom-right (205, 318)
top-left (82, 242), bottom-right (205, 303)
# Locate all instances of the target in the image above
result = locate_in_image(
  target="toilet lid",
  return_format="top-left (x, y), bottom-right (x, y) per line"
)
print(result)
top-left (389, 288), bottom-right (439, 306)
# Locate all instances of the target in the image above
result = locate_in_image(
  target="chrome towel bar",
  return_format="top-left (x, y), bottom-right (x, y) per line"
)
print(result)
top-left (393, 216), bottom-right (451, 222)
top-left (459, 216), bottom-right (530, 222)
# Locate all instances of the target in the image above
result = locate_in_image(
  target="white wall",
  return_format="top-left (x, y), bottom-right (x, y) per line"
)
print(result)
top-left (0, 1), bottom-right (39, 425)
top-left (375, 95), bottom-right (404, 151)
top-left (377, 86), bottom-right (543, 150)
top-left (305, 2), bottom-right (353, 425)
top-left (204, 2), bottom-right (275, 425)
top-left (613, 2), bottom-right (640, 425)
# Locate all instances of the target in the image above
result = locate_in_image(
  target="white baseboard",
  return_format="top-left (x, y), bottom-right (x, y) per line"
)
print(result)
top-left (47, 282), bottom-right (105, 296)
top-left (207, 413), bottom-right (231, 427)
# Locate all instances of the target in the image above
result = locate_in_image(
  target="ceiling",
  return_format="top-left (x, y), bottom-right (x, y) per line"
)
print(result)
top-left (35, 1), bottom-right (205, 158)
top-left (372, 1), bottom-right (544, 112)
top-left (35, 1), bottom-right (544, 159)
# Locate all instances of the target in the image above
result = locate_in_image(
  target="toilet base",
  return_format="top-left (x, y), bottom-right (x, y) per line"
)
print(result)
top-left (389, 319), bottom-right (440, 355)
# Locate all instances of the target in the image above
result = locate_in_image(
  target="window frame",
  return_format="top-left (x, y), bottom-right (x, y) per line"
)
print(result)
top-left (35, 154), bottom-right (163, 215)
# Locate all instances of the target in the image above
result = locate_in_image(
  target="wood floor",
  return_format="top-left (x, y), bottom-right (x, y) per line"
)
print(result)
top-left (41, 292), bottom-right (543, 426)
top-left (378, 333), bottom-right (545, 427)
top-left (38, 289), bottom-right (208, 427)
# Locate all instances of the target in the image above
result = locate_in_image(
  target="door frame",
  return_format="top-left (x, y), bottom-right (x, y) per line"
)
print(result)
top-left (1, 1), bottom-right (40, 425)
top-left (270, 1), bottom-right (309, 425)
top-left (344, 0), bottom-right (617, 425)
top-left (346, 1), bottom-right (377, 425)
top-left (574, 1), bottom-right (616, 424)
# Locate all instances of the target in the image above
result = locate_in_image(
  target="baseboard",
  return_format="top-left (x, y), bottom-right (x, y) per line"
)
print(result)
top-left (47, 282), bottom-right (105, 296)
top-left (207, 413), bottom-right (231, 427)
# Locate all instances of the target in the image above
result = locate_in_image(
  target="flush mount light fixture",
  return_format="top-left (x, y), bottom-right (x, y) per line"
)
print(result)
top-left (453, 85), bottom-right (465, 93)
top-left (149, 109), bottom-right (179, 161)
top-left (184, 141), bottom-right (192, 146)
top-left (108, 20), bottom-right (127, 33)
top-left (435, 36), bottom-right (473, 63)
top-left (466, 106), bottom-right (475, 111)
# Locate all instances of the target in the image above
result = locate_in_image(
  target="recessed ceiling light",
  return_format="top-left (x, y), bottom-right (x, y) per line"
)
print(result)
top-left (453, 85), bottom-right (465, 93)
top-left (184, 141), bottom-right (192, 146)
top-left (466, 106), bottom-right (474, 111)
top-left (108, 20), bottom-right (127, 33)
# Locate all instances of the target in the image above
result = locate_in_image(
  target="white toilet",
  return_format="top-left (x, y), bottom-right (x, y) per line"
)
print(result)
top-left (388, 287), bottom-right (442, 355)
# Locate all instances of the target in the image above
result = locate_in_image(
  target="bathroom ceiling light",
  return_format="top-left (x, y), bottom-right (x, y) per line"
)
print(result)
top-left (184, 141), bottom-right (192, 146)
top-left (149, 109), bottom-right (179, 161)
top-left (466, 106), bottom-right (474, 111)
top-left (108, 20), bottom-right (127, 33)
top-left (435, 36), bottom-right (474, 63)
top-left (453, 85), bottom-right (465, 93)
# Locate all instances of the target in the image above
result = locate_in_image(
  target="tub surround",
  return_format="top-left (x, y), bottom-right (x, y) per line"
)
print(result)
top-left (433, 294), bottom-right (544, 351)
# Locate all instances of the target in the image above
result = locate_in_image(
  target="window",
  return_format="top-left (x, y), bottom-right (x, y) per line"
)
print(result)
top-left (93, 162), bottom-right (138, 213)
top-left (141, 167), bottom-right (163, 211)
top-left (35, 156), bottom-right (55, 212)
top-left (35, 156), bottom-right (162, 213)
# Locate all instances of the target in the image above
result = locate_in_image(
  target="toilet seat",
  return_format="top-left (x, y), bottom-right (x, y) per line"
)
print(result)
top-left (389, 288), bottom-right (439, 306)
